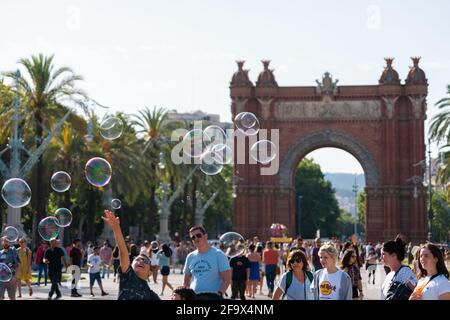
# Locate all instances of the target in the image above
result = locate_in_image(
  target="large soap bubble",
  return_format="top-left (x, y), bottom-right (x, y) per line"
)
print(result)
top-left (182, 129), bottom-right (209, 159)
top-left (204, 125), bottom-right (226, 149)
top-left (234, 112), bottom-right (260, 136)
top-left (54, 208), bottom-right (73, 227)
top-left (211, 144), bottom-right (232, 165)
top-left (1, 178), bottom-right (32, 208)
top-left (250, 140), bottom-right (277, 164)
top-left (219, 232), bottom-right (245, 258)
top-left (200, 149), bottom-right (223, 175)
top-left (2, 226), bottom-right (20, 242)
top-left (0, 263), bottom-right (13, 282)
top-left (85, 157), bottom-right (112, 187)
top-left (38, 217), bottom-right (59, 241)
top-left (100, 117), bottom-right (124, 140)
top-left (50, 171), bottom-right (71, 192)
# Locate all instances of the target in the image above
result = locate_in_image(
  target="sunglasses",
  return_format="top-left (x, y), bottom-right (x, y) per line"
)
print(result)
top-left (134, 256), bottom-right (151, 265)
top-left (190, 233), bottom-right (203, 240)
top-left (290, 258), bottom-right (303, 264)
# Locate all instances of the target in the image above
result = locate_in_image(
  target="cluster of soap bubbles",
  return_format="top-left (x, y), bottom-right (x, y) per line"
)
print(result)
top-left (37, 208), bottom-right (73, 241)
top-left (234, 112), bottom-right (277, 165)
top-left (182, 125), bottom-right (230, 176)
top-left (218, 232), bottom-right (245, 258)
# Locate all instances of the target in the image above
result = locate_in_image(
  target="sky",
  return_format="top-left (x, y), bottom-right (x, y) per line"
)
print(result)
top-left (1, 0), bottom-right (449, 174)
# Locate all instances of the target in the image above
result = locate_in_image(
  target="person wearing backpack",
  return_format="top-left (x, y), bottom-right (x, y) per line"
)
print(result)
top-left (272, 250), bottom-right (313, 300)
top-left (380, 236), bottom-right (417, 300)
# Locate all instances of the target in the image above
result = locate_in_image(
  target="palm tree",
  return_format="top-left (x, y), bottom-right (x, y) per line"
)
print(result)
top-left (429, 85), bottom-right (450, 197)
top-left (429, 85), bottom-right (450, 143)
top-left (4, 54), bottom-right (86, 238)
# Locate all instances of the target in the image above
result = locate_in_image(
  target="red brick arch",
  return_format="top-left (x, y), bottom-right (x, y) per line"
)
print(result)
top-left (230, 59), bottom-right (428, 243)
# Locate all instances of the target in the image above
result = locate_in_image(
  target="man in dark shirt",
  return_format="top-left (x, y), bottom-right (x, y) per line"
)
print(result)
top-left (102, 210), bottom-right (160, 300)
top-left (0, 237), bottom-right (20, 300)
top-left (69, 239), bottom-right (83, 297)
top-left (229, 252), bottom-right (250, 300)
top-left (44, 239), bottom-right (67, 300)
top-left (118, 257), bottom-right (160, 300)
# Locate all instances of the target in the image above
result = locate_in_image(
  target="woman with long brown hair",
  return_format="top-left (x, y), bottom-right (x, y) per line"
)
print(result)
top-left (409, 243), bottom-right (450, 300)
top-left (340, 249), bottom-right (363, 300)
top-left (272, 250), bottom-right (313, 300)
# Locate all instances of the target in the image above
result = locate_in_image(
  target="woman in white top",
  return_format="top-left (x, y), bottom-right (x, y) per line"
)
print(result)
top-left (272, 250), bottom-right (314, 300)
top-left (311, 242), bottom-right (353, 300)
top-left (409, 244), bottom-right (450, 300)
top-left (380, 236), bottom-right (417, 300)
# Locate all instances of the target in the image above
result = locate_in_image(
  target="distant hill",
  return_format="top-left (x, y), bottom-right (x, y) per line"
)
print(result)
top-left (324, 173), bottom-right (366, 216)
top-left (324, 173), bottom-right (365, 193)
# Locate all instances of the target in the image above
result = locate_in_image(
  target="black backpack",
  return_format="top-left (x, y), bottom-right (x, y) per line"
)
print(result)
top-left (385, 266), bottom-right (414, 300)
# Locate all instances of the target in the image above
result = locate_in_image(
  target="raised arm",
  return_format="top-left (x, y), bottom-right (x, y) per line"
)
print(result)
top-left (101, 210), bottom-right (130, 272)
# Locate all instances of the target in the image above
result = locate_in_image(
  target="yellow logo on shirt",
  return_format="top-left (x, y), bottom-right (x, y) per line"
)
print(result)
top-left (319, 281), bottom-right (336, 295)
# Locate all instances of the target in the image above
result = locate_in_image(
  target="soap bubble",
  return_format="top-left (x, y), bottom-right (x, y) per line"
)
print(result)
top-left (54, 208), bottom-right (72, 227)
top-left (100, 117), bottom-right (123, 140)
top-left (250, 140), bottom-right (277, 164)
top-left (234, 112), bottom-right (260, 136)
top-left (85, 157), bottom-right (112, 187)
top-left (111, 199), bottom-right (121, 209)
top-left (38, 217), bottom-right (59, 241)
top-left (151, 241), bottom-right (159, 250)
top-left (182, 129), bottom-right (209, 158)
top-left (200, 149), bottom-right (223, 175)
top-left (211, 144), bottom-right (232, 165)
top-left (219, 232), bottom-right (245, 258)
top-left (1, 178), bottom-right (32, 208)
top-left (50, 171), bottom-right (71, 192)
top-left (2, 226), bottom-right (20, 242)
top-left (204, 125), bottom-right (226, 149)
top-left (0, 263), bottom-right (12, 282)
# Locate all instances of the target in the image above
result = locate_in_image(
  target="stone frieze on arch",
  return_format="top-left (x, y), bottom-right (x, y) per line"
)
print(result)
top-left (274, 100), bottom-right (382, 120)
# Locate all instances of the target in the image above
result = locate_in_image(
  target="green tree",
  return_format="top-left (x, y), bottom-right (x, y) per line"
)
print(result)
top-left (357, 191), bottom-right (366, 226)
top-left (296, 158), bottom-right (340, 238)
top-left (4, 54), bottom-right (86, 240)
top-left (431, 191), bottom-right (450, 243)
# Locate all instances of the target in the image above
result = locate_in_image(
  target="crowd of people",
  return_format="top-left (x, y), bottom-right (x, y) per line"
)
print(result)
top-left (1, 214), bottom-right (450, 301)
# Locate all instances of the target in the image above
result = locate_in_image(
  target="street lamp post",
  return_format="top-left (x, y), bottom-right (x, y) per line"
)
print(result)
top-left (427, 138), bottom-right (433, 242)
top-left (297, 195), bottom-right (303, 236)
top-left (352, 175), bottom-right (358, 236)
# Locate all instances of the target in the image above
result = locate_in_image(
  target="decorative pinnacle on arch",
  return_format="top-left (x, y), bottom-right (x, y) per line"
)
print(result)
top-left (236, 60), bottom-right (245, 71)
top-left (411, 56), bottom-right (421, 66)
top-left (384, 57), bottom-right (394, 66)
top-left (262, 60), bottom-right (271, 70)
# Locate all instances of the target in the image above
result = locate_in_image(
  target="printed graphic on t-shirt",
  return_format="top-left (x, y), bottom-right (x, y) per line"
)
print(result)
top-left (319, 280), bottom-right (336, 296)
top-left (192, 259), bottom-right (213, 278)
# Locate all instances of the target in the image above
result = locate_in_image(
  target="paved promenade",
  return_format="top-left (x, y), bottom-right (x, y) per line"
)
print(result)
top-left (15, 264), bottom-right (386, 300)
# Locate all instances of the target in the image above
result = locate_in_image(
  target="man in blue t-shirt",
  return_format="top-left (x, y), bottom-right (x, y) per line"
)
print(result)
top-left (183, 226), bottom-right (231, 300)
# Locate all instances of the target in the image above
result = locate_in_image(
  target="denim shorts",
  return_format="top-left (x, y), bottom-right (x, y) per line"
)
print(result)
top-left (89, 272), bottom-right (102, 286)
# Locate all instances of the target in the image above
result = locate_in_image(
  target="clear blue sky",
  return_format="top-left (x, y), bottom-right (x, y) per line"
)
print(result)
top-left (1, 0), bottom-right (448, 173)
